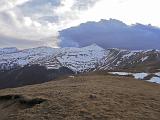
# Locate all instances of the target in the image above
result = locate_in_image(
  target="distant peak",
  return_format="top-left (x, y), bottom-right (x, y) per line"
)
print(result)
top-left (0, 47), bottom-right (18, 51)
top-left (82, 44), bottom-right (104, 51)
top-left (0, 47), bottom-right (19, 54)
top-left (90, 43), bottom-right (99, 47)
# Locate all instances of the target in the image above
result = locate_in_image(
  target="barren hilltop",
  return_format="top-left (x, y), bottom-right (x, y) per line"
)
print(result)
top-left (0, 74), bottom-right (160, 120)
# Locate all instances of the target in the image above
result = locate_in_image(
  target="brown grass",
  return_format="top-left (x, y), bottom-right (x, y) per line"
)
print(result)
top-left (0, 74), bottom-right (160, 120)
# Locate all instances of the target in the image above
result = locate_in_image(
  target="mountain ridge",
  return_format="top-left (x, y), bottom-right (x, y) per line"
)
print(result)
top-left (0, 44), bottom-right (160, 89)
top-left (0, 44), bottom-right (160, 72)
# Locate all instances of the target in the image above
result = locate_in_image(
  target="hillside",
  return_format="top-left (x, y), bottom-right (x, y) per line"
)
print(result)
top-left (0, 44), bottom-right (160, 89)
top-left (0, 74), bottom-right (160, 120)
top-left (0, 65), bottom-right (74, 89)
top-left (0, 45), bottom-right (160, 73)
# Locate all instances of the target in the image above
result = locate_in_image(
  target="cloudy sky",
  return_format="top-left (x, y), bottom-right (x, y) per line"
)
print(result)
top-left (0, 0), bottom-right (160, 49)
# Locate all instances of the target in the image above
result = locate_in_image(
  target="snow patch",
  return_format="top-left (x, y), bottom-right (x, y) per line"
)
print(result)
top-left (141, 56), bottom-right (149, 62)
top-left (109, 72), bottom-right (148, 80)
top-left (109, 72), bottom-right (160, 84)
top-left (122, 52), bottom-right (135, 58)
top-left (155, 72), bottom-right (160, 77)
top-left (147, 77), bottom-right (160, 84)
top-left (132, 73), bottom-right (148, 79)
top-left (109, 72), bottom-right (131, 76)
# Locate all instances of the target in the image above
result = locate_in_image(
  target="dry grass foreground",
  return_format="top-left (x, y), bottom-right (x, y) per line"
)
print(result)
top-left (0, 75), bottom-right (160, 120)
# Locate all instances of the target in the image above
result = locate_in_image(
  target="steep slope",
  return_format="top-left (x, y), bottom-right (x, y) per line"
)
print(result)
top-left (0, 65), bottom-right (74, 89)
top-left (0, 44), bottom-right (160, 73)
top-left (0, 74), bottom-right (160, 120)
top-left (32, 44), bottom-right (107, 72)
top-left (99, 48), bottom-right (160, 71)
top-left (0, 46), bottom-right (57, 70)
top-left (0, 44), bottom-right (107, 72)
top-left (0, 45), bottom-right (107, 89)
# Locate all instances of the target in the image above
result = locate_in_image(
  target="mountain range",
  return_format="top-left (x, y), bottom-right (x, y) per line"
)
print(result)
top-left (0, 44), bottom-right (160, 89)
top-left (0, 44), bottom-right (160, 72)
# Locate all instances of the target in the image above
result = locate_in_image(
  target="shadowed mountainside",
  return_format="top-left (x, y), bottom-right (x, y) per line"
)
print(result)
top-left (0, 65), bottom-right (74, 89)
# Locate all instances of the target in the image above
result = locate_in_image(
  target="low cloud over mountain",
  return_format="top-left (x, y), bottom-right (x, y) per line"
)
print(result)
top-left (59, 19), bottom-right (160, 50)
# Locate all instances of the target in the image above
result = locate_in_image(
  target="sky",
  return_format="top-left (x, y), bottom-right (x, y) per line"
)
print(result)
top-left (0, 0), bottom-right (160, 49)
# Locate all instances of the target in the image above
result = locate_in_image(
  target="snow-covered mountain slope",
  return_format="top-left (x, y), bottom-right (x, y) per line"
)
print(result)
top-left (0, 47), bottom-right (18, 55)
top-left (0, 44), bottom-right (160, 72)
top-left (0, 46), bottom-right (57, 70)
top-left (98, 48), bottom-right (160, 71)
top-left (30, 44), bottom-right (107, 72)
top-left (0, 44), bottom-right (107, 72)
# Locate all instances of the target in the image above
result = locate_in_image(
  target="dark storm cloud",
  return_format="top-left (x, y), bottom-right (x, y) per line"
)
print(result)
top-left (59, 19), bottom-right (160, 50)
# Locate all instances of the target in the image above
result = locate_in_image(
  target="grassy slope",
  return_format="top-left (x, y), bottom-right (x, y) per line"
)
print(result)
top-left (0, 75), bottom-right (160, 120)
